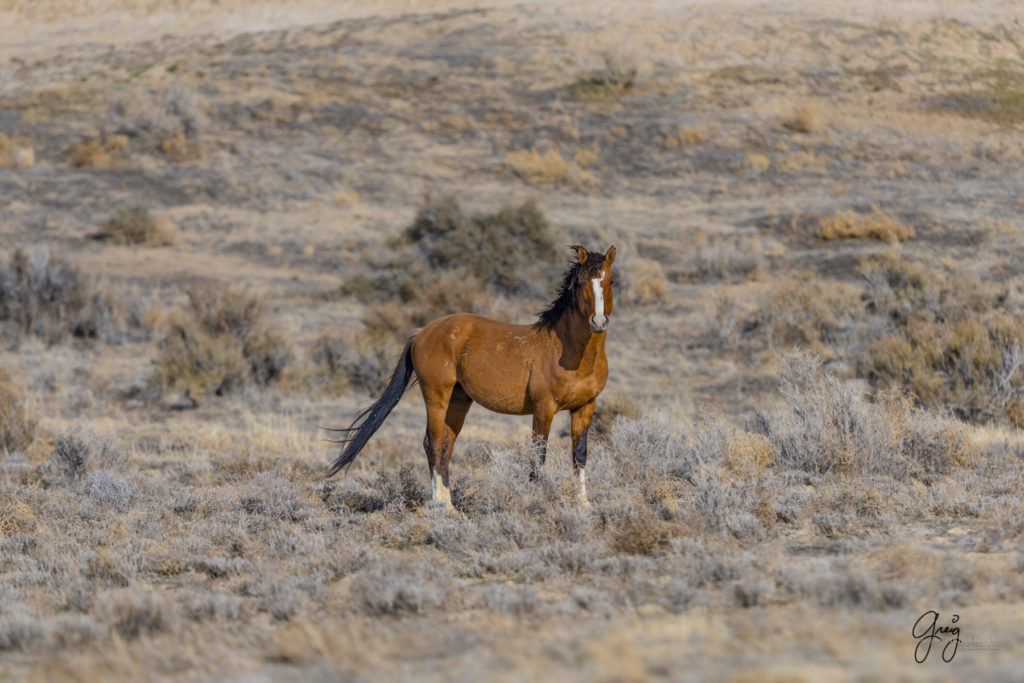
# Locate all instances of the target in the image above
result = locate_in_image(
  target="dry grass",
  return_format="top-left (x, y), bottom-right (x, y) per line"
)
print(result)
top-left (4, 1), bottom-right (1024, 680)
top-left (0, 248), bottom-right (128, 344)
top-left (98, 205), bottom-right (177, 246)
top-left (505, 147), bottom-right (598, 186)
top-left (781, 103), bottom-right (822, 133)
top-left (153, 284), bottom-right (292, 399)
top-left (0, 368), bottom-right (36, 453)
top-left (819, 206), bottom-right (915, 243)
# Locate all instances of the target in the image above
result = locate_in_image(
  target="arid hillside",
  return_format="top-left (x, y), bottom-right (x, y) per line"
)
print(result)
top-left (1, 1), bottom-right (1023, 680)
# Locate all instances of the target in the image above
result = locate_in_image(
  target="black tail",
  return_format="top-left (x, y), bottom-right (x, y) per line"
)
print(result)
top-left (325, 338), bottom-right (416, 477)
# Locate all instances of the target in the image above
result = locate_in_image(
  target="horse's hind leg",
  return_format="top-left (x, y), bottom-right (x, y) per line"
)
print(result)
top-left (421, 383), bottom-right (471, 511)
top-left (438, 385), bottom-right (472, 503)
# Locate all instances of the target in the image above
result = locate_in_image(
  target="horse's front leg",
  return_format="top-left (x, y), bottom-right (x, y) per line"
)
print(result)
top-left (529, 403), bottom-right (556, 480)
top-left (570, 400), bottom-right (595, 507)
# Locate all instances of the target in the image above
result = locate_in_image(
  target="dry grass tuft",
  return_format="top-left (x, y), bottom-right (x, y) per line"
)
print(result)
top-left (0, 368), bottom-right (37, 454)
top-left (722, 432), bottom-right (776, 479)
top-left (625, 258), bottom-right (669, 305)
top-left (664, 126), bottom-right (713, 149)
top-left (781, 104), bottom-right (822, 133)
top-left (819, 206), bottom-right (914, 243)
top-left (98, 205), bottom-right (177, 246)
top-left (505, 147), bottom-right (598, 186)
top-left (0, 133), bottom-right (34, 168)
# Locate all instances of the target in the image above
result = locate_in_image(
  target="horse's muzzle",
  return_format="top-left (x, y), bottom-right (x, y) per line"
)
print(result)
top-left (589, 314), bottom-right (608, 333)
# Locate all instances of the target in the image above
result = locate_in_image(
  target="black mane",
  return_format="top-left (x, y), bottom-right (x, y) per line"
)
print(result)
top-left (534, 247), bottom-right (605, 330)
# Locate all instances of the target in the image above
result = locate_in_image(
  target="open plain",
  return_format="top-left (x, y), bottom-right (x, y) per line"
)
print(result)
top-left (1, 1), bottom-right (1024, 680)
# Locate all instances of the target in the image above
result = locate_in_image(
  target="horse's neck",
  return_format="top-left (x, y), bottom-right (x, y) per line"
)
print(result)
top-left (550, 312), bottom-right (605, 372)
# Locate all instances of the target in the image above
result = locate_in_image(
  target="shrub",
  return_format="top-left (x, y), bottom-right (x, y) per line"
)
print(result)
top-left (153, 284), bottom-right (292, 397)
top-left (0, 248), bottom-right (126, 344)
top-left (752, 351), bottom-right (896, 475)
top-left (99, 589), bottom-right (178, 640)
top-left (107, 83), bottom-right (204, 159)
top-left (754, 351), bottom-right (975, 480)
top-left (781, 103), bottom-right (822, 133)
top-left (97, 205), bottom-right (176, 246)
top-left (860, 253), bottom-right (1024, 423)
top-left (763, 274), bottom-right (861, 351)
top-left (0, 368), bottom-right (36, 453)
top-left (819, 206), bottom-right (914, 243)
top-left (52, 424), bottom-right (127, 479)
top-left (681, 233), bottom-right (764, 282)
top-left (84, 470), bottom-right (136, 512)
top-left (404, 196), bottom-right (561, 294)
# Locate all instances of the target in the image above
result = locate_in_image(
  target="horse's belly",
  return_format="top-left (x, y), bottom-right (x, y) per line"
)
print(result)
top-left (456, 347), bottom-right (533, 415)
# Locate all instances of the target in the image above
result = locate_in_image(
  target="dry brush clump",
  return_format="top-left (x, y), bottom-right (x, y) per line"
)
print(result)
top-left (0, 248), bottom-right (128, 344)
top-left (97, 205), bottom-right (176, 246)
top-left (860, 252), bottom-right (1024, 423)
top-left (153, 284), bottom-right (293, 399)
top-left (752, 351), bottom-right (974, 479)
top-left (105, 83), bottom-right (204, 161)
top-left (0, 368), bottom-right (36, 454)
top-left (51, 424), bottom-right (127, 479)
top-left (819, 206), bottom-right (914, 243)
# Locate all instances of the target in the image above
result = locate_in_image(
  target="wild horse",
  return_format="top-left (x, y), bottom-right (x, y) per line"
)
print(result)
top-left (327, 245), bottom-right (616, 509)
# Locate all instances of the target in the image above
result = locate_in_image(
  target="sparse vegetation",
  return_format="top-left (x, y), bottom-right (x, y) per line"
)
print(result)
top-left (3, 2), bottom-right (1024, 680)
top-left (819, 206), bottom-right (914, 243)
top-left (153, 284), bottom-right (292, 399)
top-left (98, 205), bottom-right (176, 246)
top-left (0, 248), bottom-right (127, 344)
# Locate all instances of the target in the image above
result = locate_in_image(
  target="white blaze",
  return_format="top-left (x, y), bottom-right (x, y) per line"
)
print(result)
top-left (591, 272), bottom-right (606, 324)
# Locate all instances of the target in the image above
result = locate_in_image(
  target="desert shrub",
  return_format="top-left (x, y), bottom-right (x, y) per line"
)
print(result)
top-left (622, 258), bottom-right (668, 305)
top-left (236, 473), bottom-right (312, 522)
top-left (763, 273), bottom-right (861, 351)
top-left (0, 615), bottom-right (45, 651)
top-left (781, 103), bottom-right (822, 133)
top-left (348, 554), bottom-right (460, 616)
top-left (0, 248), bottom-right (127, 344)
top-left (99, 589), bottom-right (178, 640)
top-left (819, 206), bottom-right (914, 243)
top-left (311, 327), bottom-right (399, 396)
top-left (590, 395), bottom-right (638, 436)
top-left (341, 464), bottom-right (426, 513)
top-left (752, 351), bottom-right (897, 475)
top-left (153, 284), bottom-right (292, 397)
top-left (83, 471), bottom-right (136, 512)
top-left (97, 205), bottom-right (176, 246)
top-left (403, 196), bottom-right (561, 295)
top-left (755, 352), bottom-right (976, 480)
top-left (681, 233), bottom-right (765, 282)
top-left (0, 368), bottom-right (36, 453)
top-left (107, 83), bottom-right (204, 159)
top-left (52, 424), bottom-right (127, 478)
top-left (860, 253), bottom-right (1024, 423)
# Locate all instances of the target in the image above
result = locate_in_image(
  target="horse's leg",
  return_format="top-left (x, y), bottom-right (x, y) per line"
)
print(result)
top-left (437, 385), bottom-right (472, 506)
top-left (570, 400), bottom-right (596, 507)
top-left (529, 402), bottom-right (556, 480)
top-left (421, 381), bottom-right (456, 510)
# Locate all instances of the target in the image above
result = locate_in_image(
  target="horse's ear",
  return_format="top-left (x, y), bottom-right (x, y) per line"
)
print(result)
top-left (604, 245), bottom-right (616, 265)
top-left (575, 246), bottom-right (589, 264)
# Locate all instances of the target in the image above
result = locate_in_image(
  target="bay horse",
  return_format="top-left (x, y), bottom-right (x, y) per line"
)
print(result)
top-left (327, 245), bottom-right (616, 510)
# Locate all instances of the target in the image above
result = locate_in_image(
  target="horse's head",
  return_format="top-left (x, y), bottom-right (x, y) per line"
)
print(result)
top-left (574, 245), bottom-right (616, 333)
